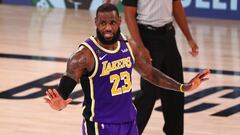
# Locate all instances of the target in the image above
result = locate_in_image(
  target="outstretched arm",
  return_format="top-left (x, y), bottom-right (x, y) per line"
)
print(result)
top-left (44, 46), bottom-right (94, 111)
top-left (129, 39), bottom-right (209, 92)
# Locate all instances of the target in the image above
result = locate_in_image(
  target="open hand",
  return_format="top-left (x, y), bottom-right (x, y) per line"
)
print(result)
top-left (44, 89), bottom-right (72, 111)
top-left (183, 69), bottom-right (210, 92)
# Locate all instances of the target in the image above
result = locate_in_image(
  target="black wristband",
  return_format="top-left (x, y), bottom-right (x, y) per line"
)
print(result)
top-left (57, 75), bottom-right (77, 100)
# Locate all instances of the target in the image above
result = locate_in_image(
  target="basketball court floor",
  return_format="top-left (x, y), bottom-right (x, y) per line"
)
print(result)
top-left (0, 5), bottom-right (239, 135)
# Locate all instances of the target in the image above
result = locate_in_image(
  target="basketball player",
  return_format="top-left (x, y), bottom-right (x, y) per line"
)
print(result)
top-left (44, 4), bottom-right (209, 135)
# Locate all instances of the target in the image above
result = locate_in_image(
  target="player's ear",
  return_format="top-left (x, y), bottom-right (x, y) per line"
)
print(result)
top-left (95, 17), bottom-right (97, 25)
top-left (118, 16), bottom-right (121, 25)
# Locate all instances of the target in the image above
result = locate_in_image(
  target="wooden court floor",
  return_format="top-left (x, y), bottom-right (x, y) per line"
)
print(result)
top-left (0, 5), bottom-right (239, 135)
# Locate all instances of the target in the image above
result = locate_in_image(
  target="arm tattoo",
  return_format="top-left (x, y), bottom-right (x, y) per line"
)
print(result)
top-left (66, 52), bottom-right (88, 82)
top-left (148, 67), bottom-right (181, 92)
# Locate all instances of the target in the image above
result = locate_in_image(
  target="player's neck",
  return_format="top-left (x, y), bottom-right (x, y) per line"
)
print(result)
top-left (95, 37), bottom-right (118, 50)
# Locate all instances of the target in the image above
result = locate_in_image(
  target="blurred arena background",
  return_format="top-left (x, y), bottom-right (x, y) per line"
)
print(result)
top-left (0, 0), bottom-right (239, 135)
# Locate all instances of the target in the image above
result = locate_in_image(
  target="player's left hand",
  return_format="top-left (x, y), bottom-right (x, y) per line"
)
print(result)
top-left (183, 69), bottom-right (210, 92)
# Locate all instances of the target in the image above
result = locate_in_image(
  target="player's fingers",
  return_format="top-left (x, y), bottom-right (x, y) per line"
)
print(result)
top-left (44, 97), bottom-right (50, 103)
top-left (201, 78), bottom-right (209, 82)
top-left (48, 89), bottom-right (56, 98)
top-left (195, 72), bottom-right (203, 79)
top-left (46, 90), bottom-right (53, 99)
top-left (197, 69), bottom-right (210, 78)
top-left (65, 98), bottom-right (72, 104)
top-left (203, 69), bottom-right (210, 73)
top-left (200, 69), bottom-right (210, 79)
top-left (52, 89), bottom-right (60, 97)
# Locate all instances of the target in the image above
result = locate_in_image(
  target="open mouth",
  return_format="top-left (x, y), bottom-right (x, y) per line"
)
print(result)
top-left (104, 33), bottom-right (113, 40)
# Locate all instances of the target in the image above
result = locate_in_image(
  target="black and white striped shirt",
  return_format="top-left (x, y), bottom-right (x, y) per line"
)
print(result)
top-left (123, 0), bottom-right (174, 27)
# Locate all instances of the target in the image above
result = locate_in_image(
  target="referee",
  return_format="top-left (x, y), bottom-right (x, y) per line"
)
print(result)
top-left (122, 0), bottom-right (199, 135)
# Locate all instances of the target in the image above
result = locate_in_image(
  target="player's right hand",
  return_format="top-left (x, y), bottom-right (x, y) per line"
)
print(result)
top-left (183, 69), bottom-right (210, 92)
top-left (44, 89), bottom-right (72, 111)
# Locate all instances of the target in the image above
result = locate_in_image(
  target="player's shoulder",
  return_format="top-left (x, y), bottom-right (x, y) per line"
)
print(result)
top-left (77, 36), bottom-right (96, 56)
top-left (116, 33), bottom-right (128, 43)
top-left (67, 45), bottom-right (93, 68)
top-left (76, 45), bottom-right (93, 60)
top-left (126, 38), bottom-right (137, 49)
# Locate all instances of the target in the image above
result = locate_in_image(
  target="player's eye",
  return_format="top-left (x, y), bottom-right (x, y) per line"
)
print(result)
top-left (110, 21), bottom-right (117, 25)
top-left (100, 22), bottom-right (106, 26)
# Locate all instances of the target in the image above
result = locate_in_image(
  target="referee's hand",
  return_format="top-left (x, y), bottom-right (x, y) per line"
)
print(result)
top-left (141, 46), bottom-right (152, 64)
top-left (188, 39), bottom-right (199, 57)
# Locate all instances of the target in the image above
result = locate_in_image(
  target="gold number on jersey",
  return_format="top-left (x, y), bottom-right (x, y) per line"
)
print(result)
top-left (110, 71), bottom-right (131, 96)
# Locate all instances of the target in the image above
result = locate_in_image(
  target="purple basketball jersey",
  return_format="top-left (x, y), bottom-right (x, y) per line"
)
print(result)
top-left (80, 33), bottom-right (137, 123)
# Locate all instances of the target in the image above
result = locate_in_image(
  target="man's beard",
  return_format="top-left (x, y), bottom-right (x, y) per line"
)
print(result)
top-left (96, 28), bottom-right (121, 45)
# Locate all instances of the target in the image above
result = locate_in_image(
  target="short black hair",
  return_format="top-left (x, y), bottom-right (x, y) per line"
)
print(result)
top-left (96, 3), bottom-right (119, 16)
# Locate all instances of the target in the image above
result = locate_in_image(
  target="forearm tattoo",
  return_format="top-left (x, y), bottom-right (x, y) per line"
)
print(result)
top-left (149, 67), bottom-right (180, 91)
